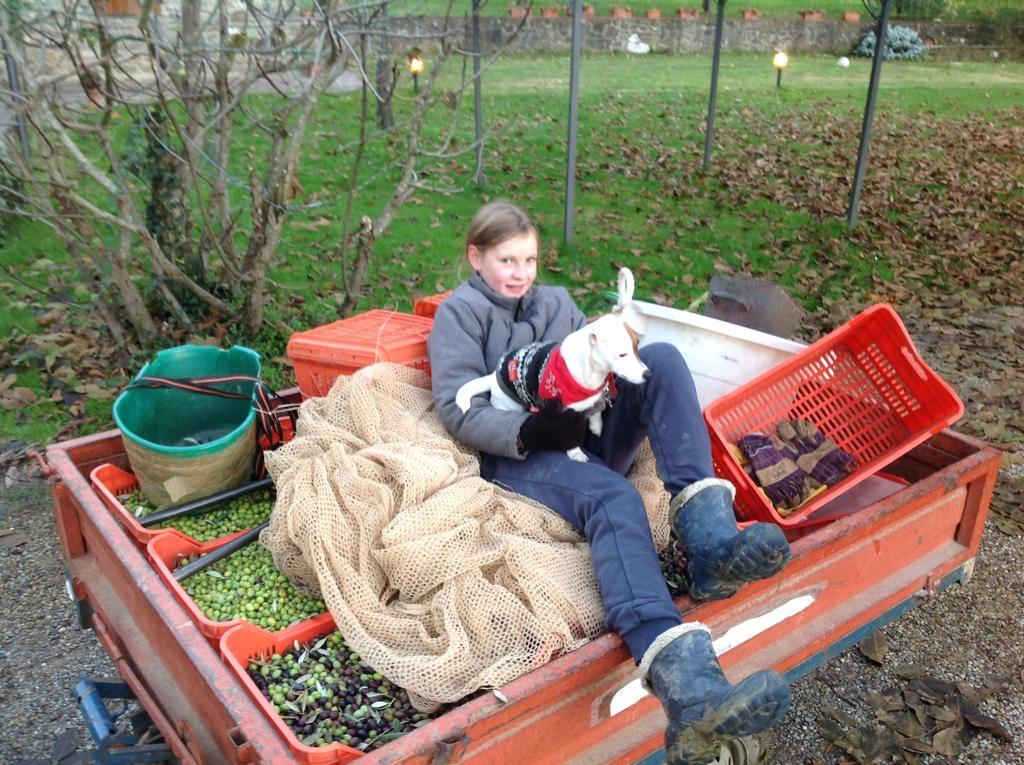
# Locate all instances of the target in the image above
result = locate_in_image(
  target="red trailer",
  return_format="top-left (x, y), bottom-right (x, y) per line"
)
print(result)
top-left (45, 306), bottom-right (1000, 764)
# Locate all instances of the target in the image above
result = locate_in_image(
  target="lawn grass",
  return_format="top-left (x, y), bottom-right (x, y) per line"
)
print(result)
top-left (1, 51), bottom-right (1022, 446)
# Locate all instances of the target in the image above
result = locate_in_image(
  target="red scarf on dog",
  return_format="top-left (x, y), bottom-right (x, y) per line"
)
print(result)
top-left (538, 347), bottom-right (615, 407)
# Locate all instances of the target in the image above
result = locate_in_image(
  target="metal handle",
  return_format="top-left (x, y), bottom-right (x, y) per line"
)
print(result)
top-left (140, 477), bottom-right (274, 527)
top-left (173, 521), bottom-right (269, 582)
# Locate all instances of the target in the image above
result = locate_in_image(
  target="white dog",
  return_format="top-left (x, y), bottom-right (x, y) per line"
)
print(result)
top-left (455, 267), bottom-right (650, 462)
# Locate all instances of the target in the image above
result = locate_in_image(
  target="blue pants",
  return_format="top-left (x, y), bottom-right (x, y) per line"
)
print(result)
top-left (481, 343), bottom-right (715, 661)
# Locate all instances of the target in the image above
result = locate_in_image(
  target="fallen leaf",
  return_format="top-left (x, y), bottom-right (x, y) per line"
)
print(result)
top-left (901, 737), bottom-right (934, 754)
top-left (892, 664), bottom-right (928, 681)
top-left (823, 707), bottom-right (859, 728)
top-left (1, 532), bottom-right (31, 549)
top-left (74, 383), bottom-right (115, 401)
top-left (932, 723), bottom-right (962, 757)
top-left (38, 306), bottom-right (66, 326)
top-left (880, 708), bottom-right (925, 739)
top-left (4, 387), bottom-right (37, 406)
top-left (858, 631), bottom-right (888, 665)
top-left (961, 702), bottom-right (1014, 743)
top-left (865, 690), bottom-right (903, 711)
top-left (290, 217), bottom-right (332, 231)
top-left (992, 516), bottom-right (1023, 535)
top-left (923, 703), bottom-right (960, 723)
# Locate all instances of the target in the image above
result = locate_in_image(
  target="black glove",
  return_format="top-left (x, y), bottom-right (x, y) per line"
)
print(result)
top-left (518, 408), bottom-right (589, 454)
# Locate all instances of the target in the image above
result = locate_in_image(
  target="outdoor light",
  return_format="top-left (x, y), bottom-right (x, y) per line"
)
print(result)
top-left (406, 48), bottom-right (425, 93)
top-left (772, 50), bottom-right (789, 88)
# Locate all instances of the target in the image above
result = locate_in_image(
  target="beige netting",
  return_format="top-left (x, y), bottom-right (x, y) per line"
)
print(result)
top-left (261, 363), bottom-right (671, 711)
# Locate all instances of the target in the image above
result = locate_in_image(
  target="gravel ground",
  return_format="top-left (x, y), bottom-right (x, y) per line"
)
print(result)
top-left (1, 467), bottom-right (1021, 764)
top-left (762, 523), bottom-right (1024, 765)
top-left (0, 479), bottom-right (113, 765)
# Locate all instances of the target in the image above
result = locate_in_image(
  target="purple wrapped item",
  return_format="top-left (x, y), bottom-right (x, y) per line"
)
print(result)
top-left (737, 433), bottom-right (819, 512)
top-left (777, 420), bottom-right (855, 487)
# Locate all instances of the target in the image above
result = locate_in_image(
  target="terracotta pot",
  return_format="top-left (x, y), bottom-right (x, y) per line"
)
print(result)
top-left (645, 8), bottom-right (661, 18)
top-left (509, 4), bottom-right (530, 18)
top-left (611, 6), bottom-right (633, 18)
top-left (842, 10), bottom-right (861, 21)
top-left (800, 9), bottom-right (824, 20)
top-left (677, 7), bottom-right (700, 19)
top-left (541, 6), bottom-right (560, 16)
top-left (741, 8), bottom-right (760, 20)
top-left (567, 3), bottom-right (595, 17)
top-left (95, 0), bottom-right (160, 15)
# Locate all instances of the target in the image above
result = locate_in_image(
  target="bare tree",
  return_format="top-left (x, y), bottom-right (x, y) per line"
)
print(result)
top-left (0, 0), bottom-right (480, 342)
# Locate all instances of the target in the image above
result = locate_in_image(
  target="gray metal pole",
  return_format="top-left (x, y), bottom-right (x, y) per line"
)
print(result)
top-left (3, 52), bottom-right (29, 161)
top-left (702, 0), bottom-right (727, 170)
top-left (847, 0), bottom-right (893, 227)
top-left (471, 0), bottom-right (485, 187)
top-left (563, 0), bottom-right (582, 245)
top-left (2, 3), bottom-right (30, 163)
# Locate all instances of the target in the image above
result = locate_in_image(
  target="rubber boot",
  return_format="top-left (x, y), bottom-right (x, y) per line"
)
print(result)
top-left (717, 735), bottom-right (762, 765)
top-left (640, 625), bottom-right (791, 765)
top-left (671, 478), bottom-right (790, 601)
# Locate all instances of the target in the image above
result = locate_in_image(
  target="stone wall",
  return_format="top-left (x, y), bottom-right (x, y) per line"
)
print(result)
top-left (388, 15), bottom-right (1024, 59)
top-left (27, 10), bottom-right (1024, 74)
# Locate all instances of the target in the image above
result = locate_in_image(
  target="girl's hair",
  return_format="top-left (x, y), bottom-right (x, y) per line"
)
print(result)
top-left (465, 200), bottom-right (538, 252)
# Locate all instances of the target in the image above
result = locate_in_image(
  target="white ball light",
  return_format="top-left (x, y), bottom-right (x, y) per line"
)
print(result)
top-left (837, 56), bottom-right (851, 68)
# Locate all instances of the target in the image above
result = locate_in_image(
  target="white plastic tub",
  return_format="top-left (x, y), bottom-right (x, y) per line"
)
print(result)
top-left (635, 301), bottom-right (910, 526)
top-left (635, 300), bottom-right (806, 408)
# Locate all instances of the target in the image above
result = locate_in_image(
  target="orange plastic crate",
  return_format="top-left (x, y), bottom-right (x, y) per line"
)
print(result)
top-left (91, 463), bottom-right (262, 548)
top-left (704, 304), bottom-right (964, 527)
top-left (221, 614), bottom-right (361, 765)
top-left (287, 310), bottom-right (433, 398)
top-left (148, 533), bottom-right (326, 642)
top-left (412, 291), bottom-right (451, 319)
top-left (149, 532), bottom-right (251, 641)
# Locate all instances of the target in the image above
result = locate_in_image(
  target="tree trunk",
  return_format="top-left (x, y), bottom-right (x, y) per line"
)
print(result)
top-left (144, 107), bottom-right (201, 283)
top-left (240, 172), bottom-right (287, 336)
top-left (53, 188), bottom-right (158, 342)
top-left (340, 216), bottom-right (374, 316)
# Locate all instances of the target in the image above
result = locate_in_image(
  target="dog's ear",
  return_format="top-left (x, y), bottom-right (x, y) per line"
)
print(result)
top-left (589, 331), bottom-right (598, 346)
top-left (616, 267), bottom-right (635, 307)
top-left (615, 267), bottom-right (648, 336)
top-left (620, 304), bottom-right (648, 335)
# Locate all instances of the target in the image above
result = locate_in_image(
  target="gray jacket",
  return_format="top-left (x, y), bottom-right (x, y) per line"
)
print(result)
top-left (428, 272), bottom-right (587, 459)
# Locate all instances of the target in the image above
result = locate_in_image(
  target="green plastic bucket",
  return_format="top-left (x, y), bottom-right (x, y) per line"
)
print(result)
top-left (113, 345), bottom-right (261, 508)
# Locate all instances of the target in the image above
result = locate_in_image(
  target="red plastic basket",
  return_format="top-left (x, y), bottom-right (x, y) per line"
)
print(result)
top-left (704, 304), bottom-right (964, 527)
top-left (90, 463), bottom-right (263, 548)
top-left (287, 310), bottom-right (433, 399)
top-left (221, 614), bottom-right (361, 765)
top-left (412, 291), bottom-right (451, 319)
